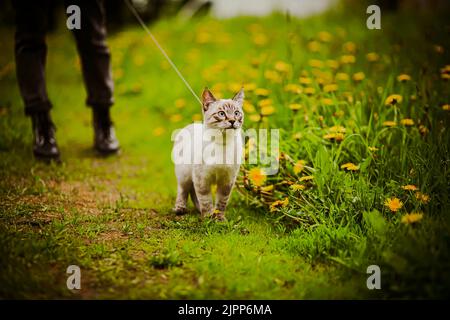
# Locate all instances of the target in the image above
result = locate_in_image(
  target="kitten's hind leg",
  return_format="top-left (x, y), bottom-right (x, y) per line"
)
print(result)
top-left (214, 182), bottom-right (233, 221)
top-left (173, 183), bottom-right (189, 215)
top-left (189, 187), bottom-right (200, 212)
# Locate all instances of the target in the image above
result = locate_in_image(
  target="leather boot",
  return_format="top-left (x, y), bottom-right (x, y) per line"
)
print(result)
top-left (31, 111), bottom-right (60, 161)
top-left (93, 108), bottom-right (120, 155)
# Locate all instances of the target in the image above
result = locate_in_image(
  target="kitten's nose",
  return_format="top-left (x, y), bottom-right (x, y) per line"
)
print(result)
top-left (229, 120), bottom-right (235, 126)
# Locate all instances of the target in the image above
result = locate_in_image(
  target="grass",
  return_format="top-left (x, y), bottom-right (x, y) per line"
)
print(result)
top-left (1, 4), bottom-right (450, 299)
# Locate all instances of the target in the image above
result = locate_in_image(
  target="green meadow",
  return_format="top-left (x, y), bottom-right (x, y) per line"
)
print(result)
top-left (1, 4), bottom-right (449, 299)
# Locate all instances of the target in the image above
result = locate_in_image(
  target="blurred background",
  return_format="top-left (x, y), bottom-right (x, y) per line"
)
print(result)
top-left (1, 0), bottom-right (449, 30)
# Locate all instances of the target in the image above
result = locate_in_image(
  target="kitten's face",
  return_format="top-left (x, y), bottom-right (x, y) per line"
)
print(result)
top-left (202, 88), bottom-right (244, 130)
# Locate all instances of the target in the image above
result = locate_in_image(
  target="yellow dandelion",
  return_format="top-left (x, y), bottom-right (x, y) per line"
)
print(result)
top-left (340, 162), bottom-right (359, 171)
top-left (270, 198), bottom-right (289, 212)
top-left (340, 55), bottom-right (356, 64)
top-left (258, 98), bottom-right (273, 107)
top-left (192, 113), bottom-right (202, 122)
top-left (274, 61), bottom-right (291, 73)
top-left (326, 59), bottom-right (340, 69)
top-left (304, 87), bottom-right (316, 95)
top-left (321, 98), bottom-right (333, 106)
top-left (442, 104), bottom-right (450, 111)
top-left (309, 59), bottom-right (324, 68)
top-left (343, 41), bottom-right (356, 53)
top-left (255, 88), bottom-right (270, 96)
top-left (401, 212), bottom-right (424, 225)
top-left (323, 132), bottom-right (345, 141)
top-left (284, 84), bottom-right (302, 94)
top-left (323, 84), bottom-right (338, 93)
top-left (353, 72), bottom-right (365, 82)
top-left (366, 52), bottom-right (380, 62)
top-left (293, 160), bottom-right (306, 174)
top-left (397, 74), bottom-right (411, 82)
top-left (299, 77), bottom-right (312, 85)
top-left (385, 94), bottom-right (403, 106)
top-left (318, 31), bottom-right (332, 42)
top-left (289, 103), bottom-right (302, 111)
top-left (419, 125), bottom-right (429, 135)
top-left (441, 73), bottom-right (450, 80)
top-left (368, 146), bottom-right (379, 152)
top-left (384, 197), bottom-right (403, 212)
top-left (153, 127), bottom-right (165, 136)
top-left (175, 98), bottom-right (186, 109)
top-left (290, 184), bottom-right (306, 192)
top-left (307, 41), bottom-right (321, 52)
top-left (330, 125), bottom-right (346, 133)
top-left (261, 106), bottom-right (276, 116)
top-left (299, 175), bottom-right (314, 182)
top-left (170, 114), bottom-right (182, 123)
top-left (248, 168), bottom-right (266, 187)
top-left (252, 33), bottom-right (268, 46)
top-left (249, 114), bottom-right (261, 122)
top-left (382, 121), bottom-right (397, 127)
top-left (415, 192), bottom-right (430, 204)
top-left (400, 118), bottom-right (414, 126)
top-left (402, 185), bottom-right (418, 191)
top-left (261, 185), bottom-right (274, 192)
top-left (243, 102), bottom-right (256, 113)
top-left (336, 72), bottom-right (349, 81)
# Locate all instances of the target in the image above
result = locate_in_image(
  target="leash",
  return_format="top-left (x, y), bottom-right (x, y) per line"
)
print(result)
top-left (124, 0), bottom-right (203, 105)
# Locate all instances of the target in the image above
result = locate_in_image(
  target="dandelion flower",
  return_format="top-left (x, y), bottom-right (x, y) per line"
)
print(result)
top-left (293, 160), bottom-right (306, 174)
top-left (270, 198), bottom-right (289, 212)
top-left (170, 114), bottom-right (182, 123)
top-left (340, 162), bottom-right (359, 171)
top-left (255, 88), bottom-right (270, 96)
top-left (340, 55), bottom-right (356, 64)
top-left (249, 114), bottom-right (261, 122)
top-left (415, 192), bottom-right (430, 204)
top-left (261, 106), bottom-right (276, 116)
top-left (289, 103), bottom-right (302, 111)
top-left (323, 132), bottom-right (345, 141)
top-left (192, 113), bottom-right (202, 122)
top-left (299, 77), bottom-right (312, 85)
top-left (401, 212), bottom-right (424, 225)
top-left (309, 59), bottom-right (324, 68)
top-left (402, 185), bottom-right (418, 191)
top-left (343, 41), bottom-right (356, 53)
top-left (243, 102), bottom-right (256, 113)
top-left (329, 125), bottom-right (346, 133)
top-left (304, 87), bottom-right (316, 95)
top-left (326, 60), bottom-right (339, 69)
top-left (284, 84), bottom-right (302, 94)
top-left (323, 84), bottom-right (338, 93)
top-left (153, 127), bottom-right (165, 136)
top-left (384, 197), bottom-right (403, 212)
top-left (318, 31), bottom-right (332, 42)
top-left (400, 118), bottom-right (414, 126)
top-left (248, 168), bottom-right (266, 187)
top-left (321, 98), bottom-right (334, 106)
top-left (368, 146), bottom-right (379, 152)
top-left (307, 41), bottom-right (321, 52)
top-left (353, 72), bottom-right (365, 81)
top-left (442, 104), bottom-right (450, 111)
top-left (397, 74), bottom-right (411, 82)
top-left (336, 73), bottom-right (349, 81)
top-left (258, 99), bottom-right (273, 107)
top-left (366, 52), bottom-right (380, 62)
top-left (382, 121), bottom-right (397, 127)
top-left (385, 94), bottom-right (403, 106)
top-left (290, 184), bottom-right (306, 192)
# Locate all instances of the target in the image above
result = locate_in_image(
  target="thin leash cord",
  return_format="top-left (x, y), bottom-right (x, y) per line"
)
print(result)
top-left (124, 0), bottom-right (202, 105)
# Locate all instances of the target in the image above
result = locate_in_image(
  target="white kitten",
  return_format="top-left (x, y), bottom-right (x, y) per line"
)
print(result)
top-left (172, 88), bottom-right (245, 220)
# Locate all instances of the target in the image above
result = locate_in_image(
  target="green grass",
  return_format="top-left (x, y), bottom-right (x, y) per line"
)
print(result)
top-left (1, 5), bottom-right (450, 299)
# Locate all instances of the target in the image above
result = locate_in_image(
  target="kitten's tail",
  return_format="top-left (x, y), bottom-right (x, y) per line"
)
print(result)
top-left (189, 187), bottom-right (200, 212)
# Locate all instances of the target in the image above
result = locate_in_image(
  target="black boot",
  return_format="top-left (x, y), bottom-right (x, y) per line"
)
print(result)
top-left (31, 111), bottom-right (60, 161)
top-left (93, 108), bottom-right (120, 155)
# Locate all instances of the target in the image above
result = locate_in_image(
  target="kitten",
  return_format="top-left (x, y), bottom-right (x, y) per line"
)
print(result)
top-left (172, 88), bottom-right (245, 220)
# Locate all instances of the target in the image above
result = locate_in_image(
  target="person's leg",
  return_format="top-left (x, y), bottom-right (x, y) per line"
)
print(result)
top-left (65, 0), bottom-right (119, 154)
top-left (13, 0), bottom-right (60, 160)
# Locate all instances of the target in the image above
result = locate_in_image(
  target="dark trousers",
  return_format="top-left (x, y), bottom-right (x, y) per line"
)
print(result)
top-left (13, 0), bottom-right (114, 116)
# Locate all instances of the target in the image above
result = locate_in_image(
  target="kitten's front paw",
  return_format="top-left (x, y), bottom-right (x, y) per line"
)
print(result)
top-left (173, 206), bottom-right (188, 215)
top-left (212, 209), bottom-right (226, 221)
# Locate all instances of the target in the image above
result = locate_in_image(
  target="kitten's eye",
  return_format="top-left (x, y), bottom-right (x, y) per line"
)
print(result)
top-left (234, 111), bottom-right (241, 117)
top-left (218, 111), bottom-right (226, 117)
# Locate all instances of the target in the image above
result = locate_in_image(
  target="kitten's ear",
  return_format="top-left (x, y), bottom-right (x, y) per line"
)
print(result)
top-left (232, 87), bottom-right (245, 106)
top-left (202, 88), bottom-right (216, 111)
